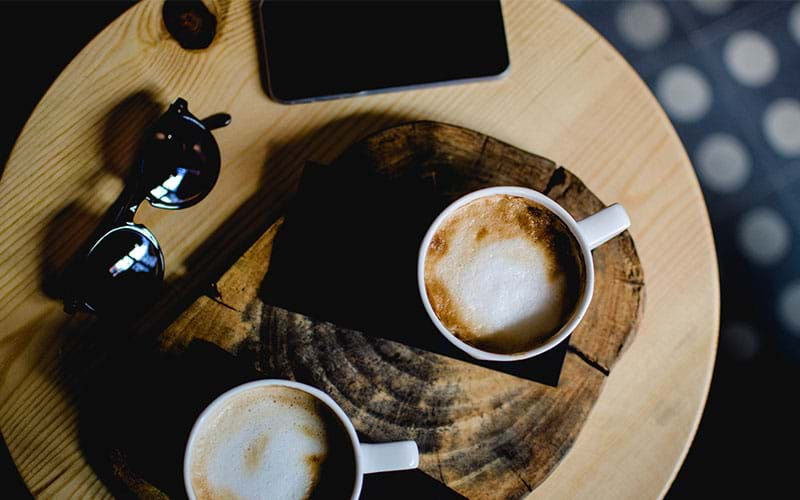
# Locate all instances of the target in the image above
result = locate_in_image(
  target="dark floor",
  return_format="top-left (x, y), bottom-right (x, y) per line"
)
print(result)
top-left (1, 2), bottom-right (795, 499)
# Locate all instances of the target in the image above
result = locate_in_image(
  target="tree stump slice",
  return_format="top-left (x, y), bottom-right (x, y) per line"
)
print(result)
top-left (158, 122), bottom-right (645, 499)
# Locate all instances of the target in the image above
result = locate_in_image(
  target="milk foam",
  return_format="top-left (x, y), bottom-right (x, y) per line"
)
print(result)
top-left (190, 386), bottom-right (336, 500)
top-left (447, 237), bottom-right (565, 342)
top-left (424, 195), bottom-right (581, 354)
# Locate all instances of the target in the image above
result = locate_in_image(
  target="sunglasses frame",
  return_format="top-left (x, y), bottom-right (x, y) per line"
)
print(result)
top-left (64, 97), bottom-right (231, 315)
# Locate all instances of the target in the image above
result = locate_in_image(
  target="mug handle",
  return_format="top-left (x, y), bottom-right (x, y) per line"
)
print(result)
top-left (576, 203), bottom-right (631, 250)
top-left (360, 441), bottom-right (420, 474)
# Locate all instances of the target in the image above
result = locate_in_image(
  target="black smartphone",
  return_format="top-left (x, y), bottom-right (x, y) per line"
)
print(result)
top-left (257, 1), bottom-right (510, 104)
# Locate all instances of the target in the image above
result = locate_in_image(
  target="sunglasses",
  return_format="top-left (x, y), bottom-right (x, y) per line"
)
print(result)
top-left (64, 98), bottom-right (231, 316)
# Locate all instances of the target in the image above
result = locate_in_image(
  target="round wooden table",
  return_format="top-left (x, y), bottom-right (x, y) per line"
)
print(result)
top-left (0, 0), bottom-right (718, 498)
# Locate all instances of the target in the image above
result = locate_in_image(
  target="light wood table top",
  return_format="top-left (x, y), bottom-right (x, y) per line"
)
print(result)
top-left (0, 0), bottom-right (718, 498)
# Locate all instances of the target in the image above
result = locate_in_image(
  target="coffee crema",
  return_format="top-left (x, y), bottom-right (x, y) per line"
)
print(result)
top-left (424, 195), bottom-right (584, 354)
top-left (189, 385), bottom-right (355, 500)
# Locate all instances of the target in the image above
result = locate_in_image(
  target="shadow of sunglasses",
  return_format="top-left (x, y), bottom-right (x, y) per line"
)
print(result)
top-left (64, 97), bottom-right (231, 316)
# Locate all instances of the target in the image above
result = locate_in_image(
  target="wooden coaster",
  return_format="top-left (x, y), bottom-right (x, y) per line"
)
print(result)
top-left (155, 122), bottom-right (645, 499)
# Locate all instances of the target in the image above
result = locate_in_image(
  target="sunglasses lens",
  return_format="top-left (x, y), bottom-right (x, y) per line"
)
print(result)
top-left (141, 114), bottom-right (221, 209)
top-left (82, 227), bottom-right (164, 315)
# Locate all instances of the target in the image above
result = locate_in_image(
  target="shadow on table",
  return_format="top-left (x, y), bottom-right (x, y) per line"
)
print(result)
top-left (40, 91), bottom-right (162, 300)
top-left (78, 340), bottom-right (258, 497)
top-left (42, 80), bottom-right (419, 327)
top-left (0, 434), bottom-right (32, 500)
top-left (259, 153), bottom-right (567, 385)
top-left (259, 163), bottom-right (448, 349)
top-left (35, 89), bottom-right (425, 495)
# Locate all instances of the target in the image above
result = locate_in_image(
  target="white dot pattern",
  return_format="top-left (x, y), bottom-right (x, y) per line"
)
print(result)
top-left (724, 31), bottom-right (779, 87)
top-left (688, 0), bottom-right (734, 15)
top-left (763, 99), bottom-right (800, 157)
top-left (616, 2), bottom-right (671, 50)
top-left (695, 133), bottom-right (751, 193)
top-left (790, 2), bottom-right (800, 46)
top-left (737, 208), bottom-right (791, 266)
top-left (722, 322), bottom-right (760, 361)
top-left (778, 282), bottom-right (800, 335)
top-left (656, 65), bottom-right (712, 122)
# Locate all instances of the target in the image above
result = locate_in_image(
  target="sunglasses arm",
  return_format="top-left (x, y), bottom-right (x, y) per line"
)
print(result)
top-left (201, 113), bottom-right (232, 131)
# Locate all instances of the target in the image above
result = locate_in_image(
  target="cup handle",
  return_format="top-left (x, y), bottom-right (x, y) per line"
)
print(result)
top-left (576, 203), bottom-right (631, 250)
top-left (360, 441), bottom-right (419, 474)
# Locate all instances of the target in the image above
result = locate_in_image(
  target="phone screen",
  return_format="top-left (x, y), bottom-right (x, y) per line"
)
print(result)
top-left (258, 1), bottom-right (510, 103)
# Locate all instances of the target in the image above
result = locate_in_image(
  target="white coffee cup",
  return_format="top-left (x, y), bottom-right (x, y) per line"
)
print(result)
top-left (184, 379), bottom-right (419, 500)
top-left (417, 186), bottom-right (630, 362)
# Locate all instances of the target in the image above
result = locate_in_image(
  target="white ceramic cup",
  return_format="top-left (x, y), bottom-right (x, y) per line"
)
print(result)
top-left (417, 186), bottom-right (631, 362)
top-left (184, 379), bottom-right (419, 500)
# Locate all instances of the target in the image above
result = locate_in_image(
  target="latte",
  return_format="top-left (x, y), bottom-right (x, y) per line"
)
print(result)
top-left (423, 194), bottom-right (584, 354)
top-left (188, 385), bottom-right (355, 500)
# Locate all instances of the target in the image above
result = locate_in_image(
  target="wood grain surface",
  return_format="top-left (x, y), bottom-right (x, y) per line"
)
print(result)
top-left (0, 0), bottom-right (718, 498)
top-left (152, 121), bottom-right (644, 499)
